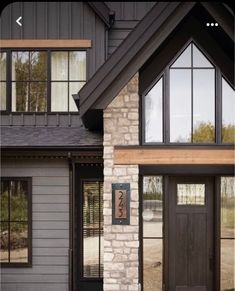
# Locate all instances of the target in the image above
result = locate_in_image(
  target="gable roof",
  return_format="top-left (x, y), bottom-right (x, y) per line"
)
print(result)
top-left (77, 1), bottom-right (234, 122)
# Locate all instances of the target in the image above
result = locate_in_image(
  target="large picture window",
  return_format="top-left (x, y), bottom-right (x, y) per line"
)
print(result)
top-left (0, 178), bottom-right (32, 266)
top-left (143, 41), bottom-right (235, 145)
top-left (0, 49), bottom-right (86, 113)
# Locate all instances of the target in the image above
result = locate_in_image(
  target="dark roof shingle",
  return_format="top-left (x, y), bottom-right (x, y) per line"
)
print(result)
top-left (1, 126), bottom-right (102, 147)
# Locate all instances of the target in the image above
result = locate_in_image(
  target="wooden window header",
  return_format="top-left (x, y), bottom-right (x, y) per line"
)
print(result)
top-left (0, 39), bottom-right (91, 48)
top-left (114, 148), bottom-right (235, 165)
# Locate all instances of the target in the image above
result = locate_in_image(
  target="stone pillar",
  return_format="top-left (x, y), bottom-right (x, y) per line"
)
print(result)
top-left (103, 74), bottom-right (139, 291)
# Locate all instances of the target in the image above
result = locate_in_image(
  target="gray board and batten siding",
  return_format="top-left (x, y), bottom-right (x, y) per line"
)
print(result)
top-left (0, 1), bottom-right (106, 128)
top-left (0, 2), bottom-right (106, 78)
top-left (106, 2), bottom-right (156, 56)
top-left (1, 159), bottom-right (70, 291)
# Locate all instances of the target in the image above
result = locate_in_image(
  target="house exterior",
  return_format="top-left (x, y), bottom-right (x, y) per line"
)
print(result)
top-left (0, 2), bottom-right (234, 291)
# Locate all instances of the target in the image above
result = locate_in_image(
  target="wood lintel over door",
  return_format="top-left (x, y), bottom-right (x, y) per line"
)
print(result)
top-left (114, 147), bottom-right (235, 165)
top-left (0, 39), bottom-right (92, 48)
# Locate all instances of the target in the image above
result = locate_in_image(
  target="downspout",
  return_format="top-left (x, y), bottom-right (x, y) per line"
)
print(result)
top-left (68, 152), bottom-right (75, 291)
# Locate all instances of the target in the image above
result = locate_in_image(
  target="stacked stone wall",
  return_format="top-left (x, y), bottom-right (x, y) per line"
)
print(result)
top-left (103, 74), bottom-right (140, 291)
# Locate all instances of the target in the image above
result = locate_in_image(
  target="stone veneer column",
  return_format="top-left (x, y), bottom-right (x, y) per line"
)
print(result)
top-left (103, 73), bottom-right (139, 291)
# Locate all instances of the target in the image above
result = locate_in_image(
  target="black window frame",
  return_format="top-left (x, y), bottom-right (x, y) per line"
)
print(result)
top-left (0, 48), bottom-right (87, 114)
top-left (0, 177), bottom-right (32, 268)
top-left (141, 39), bottom-right (235, 146)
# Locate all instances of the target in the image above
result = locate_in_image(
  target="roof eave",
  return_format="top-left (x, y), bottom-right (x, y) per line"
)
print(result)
top-left (87, 2), bottom-right (111, 27)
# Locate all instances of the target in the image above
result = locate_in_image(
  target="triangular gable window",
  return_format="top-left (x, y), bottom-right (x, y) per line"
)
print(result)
top-left (143, 42), bottom-right (234, 144)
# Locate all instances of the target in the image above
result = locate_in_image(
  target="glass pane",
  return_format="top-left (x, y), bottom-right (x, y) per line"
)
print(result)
top-left (100, 229), bottom-right (103, 276)
top-left (221, 239), bottom-right (235, 290)
top-left (177, 184), bottom-right (205, 205)
top-left (193, 44), bottom-right (213, 68)
top-left (12, 82), bottom-right (29, 112)
top-left (145, 78), bottom-right (163, 142)
top-left (83, 228), bottom-right (99, 277)
top-left (12, 52), bottom-right (29, 81)
top-left (30, 51), bottom-right (47, 81)
top-left (143, 176), bottom-right (163, 237)
top-left (10, 181), bottom-right (28, 222)
top-left (0, 82), bottom-right (6, 111)
top-left (83, 182), bottom-right (100, 228)
top-left (193, 69), bottom-right (215, 143)
top-left (0, 180), bottom-right (9, 221)
top-left (221, 177), bottom-right (235, 238)
top-left (10, 223), bottom-right (28, 263)
top-left (222, 78), bottom-right (235, 143)
top-left (51, 82), bottom-right (68, 111)
top-left (51, 52), bottom-right (68, 80)
top-left (170, 69), bottom-right (191, 142)
top-left (171, 44), bottom-right (191, 68)
top-left (0, 52), bottom-right (6, 81)
top-left (30, 82), bottom-right (47, 112)
top-left (143, 239), bottom-right (162, 291)
top-left (69, 51), bottom-right (86, 81)
top-left (100, 182), bottom-right (104, 229)
top-left (0, 222), bottom-right (9, 262)
top-left (69, 82), bottom-right (85, 111)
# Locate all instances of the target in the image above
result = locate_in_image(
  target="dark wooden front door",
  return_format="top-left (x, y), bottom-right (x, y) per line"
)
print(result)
top-left (168, 176), bottom-right (214, 291)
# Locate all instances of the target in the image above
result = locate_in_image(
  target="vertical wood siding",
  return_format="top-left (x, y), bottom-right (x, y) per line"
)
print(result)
top-left (1, 159), bottom-right (70, 291)
top-left (0, 2), bottom-right (106, 79)
top-left (106, 2), bottom-right (156, 56)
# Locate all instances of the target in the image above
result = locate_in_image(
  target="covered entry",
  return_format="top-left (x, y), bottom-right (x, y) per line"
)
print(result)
top-left (140, 170), bottom-right (234, 291)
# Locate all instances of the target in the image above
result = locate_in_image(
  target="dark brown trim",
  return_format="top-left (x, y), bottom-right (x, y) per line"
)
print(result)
top-left (215, 176), bottom-right (221, 291)
top-left (1, 148), bottom-right (103, 162)
top-left (139, 165), bottom-right (234, 175)
top-left (0, 177), bottom-right (32, 268)
top-left (201, 2), bottom-right (234, 41)
top-left (87, 2), bottom-right (111, 27)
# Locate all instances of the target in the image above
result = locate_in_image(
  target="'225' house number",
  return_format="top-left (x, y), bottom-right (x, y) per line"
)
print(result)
top-left (115, 190), bottom-right (127, 219)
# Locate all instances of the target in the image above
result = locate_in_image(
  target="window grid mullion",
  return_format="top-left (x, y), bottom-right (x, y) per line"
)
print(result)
top-left (191, 44), bottom-right (193, 143)
top-left (67, 51), bottom-right (69, 112)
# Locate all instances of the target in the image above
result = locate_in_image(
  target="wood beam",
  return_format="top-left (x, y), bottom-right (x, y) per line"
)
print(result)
top-left (114, 148), bottom-right (235, 165)
top-left (0, 39), bottom-right (92, 48)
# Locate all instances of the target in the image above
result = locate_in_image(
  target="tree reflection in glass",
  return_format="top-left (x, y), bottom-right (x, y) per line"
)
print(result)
top-left (12, 51), bottom-right (47, 112)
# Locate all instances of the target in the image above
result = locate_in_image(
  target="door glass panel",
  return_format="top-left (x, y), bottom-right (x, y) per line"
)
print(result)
top-left (193, 69), bottom-right (215, 143)
top-left (221, 177), bottom-right (235, 238)
top-left (177, 184), bottom-right (205, 205)
top-left (143, 176), bottom-right (163, 237)
top-left (171, 44), bottom-right (191, 67)
top-left (143, 239), bottom-right (162, 291)
top-left (221, 239), bottom-right (235, 290)
top-left (145, 78), bottom-right (163, 142)
top-left (83, 181), bottom-right (103, 278)
top-left (222, 78), bottom-right (235, 143)
top-left (170, 69), bottom-right (191, 142)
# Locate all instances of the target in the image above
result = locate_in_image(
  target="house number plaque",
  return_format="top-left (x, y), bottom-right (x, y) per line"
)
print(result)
top-left (112, 183), bottom-right (130, 225)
